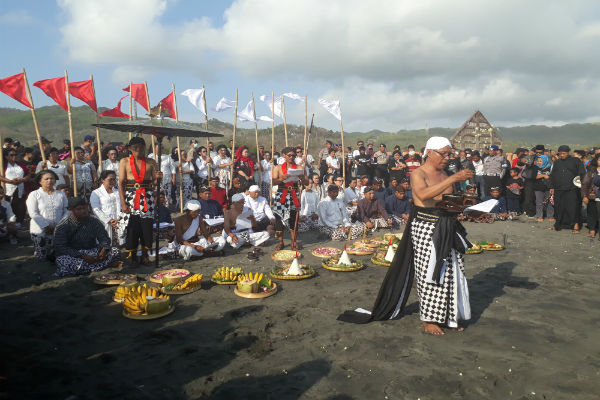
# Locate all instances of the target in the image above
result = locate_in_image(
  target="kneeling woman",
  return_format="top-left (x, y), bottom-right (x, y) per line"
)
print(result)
top-left (173, 200), bottom-right (225, 260)
top-left (26, 170), bottom-right (69, 260)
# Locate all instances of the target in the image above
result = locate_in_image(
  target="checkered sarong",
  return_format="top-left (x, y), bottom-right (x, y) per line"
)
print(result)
top-left (411, 218), bottom-right (465, 326)
top-left (272, 190), bottom-right (298, 229)
top-left (118, 188), bottom-right (155, 243)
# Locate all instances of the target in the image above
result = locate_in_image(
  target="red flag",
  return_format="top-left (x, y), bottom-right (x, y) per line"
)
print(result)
top-left (153, 92), bottom-right (176, 118)
top-left (122, 83), bottom-right (149, 111)
top-left (99, 95), bottom-right (129, 118)
top-left (69, 80), bottom-right (97, 112)
top-left (34, 77), bottom-right (67, 110)
top-left (0, 72), bottom-right (32, 108)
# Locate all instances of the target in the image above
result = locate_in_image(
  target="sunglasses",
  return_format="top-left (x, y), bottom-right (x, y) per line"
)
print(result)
top-left (286, 153), bottom-right (295, 157)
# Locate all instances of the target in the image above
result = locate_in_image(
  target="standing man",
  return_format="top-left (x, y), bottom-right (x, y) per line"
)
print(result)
top-left (373, 144), bottom-right (390, 186)
top-left (317, 140), bottom-right (333, 181)
top-left (482, 145), bottom-right (504, 196)
top-left (403, 145), bottom-right (422, 177)
top-left (550, 145), bottom-right (586, 232)
top-left (69, 146), bottom-right (98, 199)
top-left (338, 137), bottom-right (474, 336)
top-left (118, 137), bottom-right (161, 265)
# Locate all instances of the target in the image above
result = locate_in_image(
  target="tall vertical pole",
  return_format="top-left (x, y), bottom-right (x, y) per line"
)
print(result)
top-left (90, 74), bottom-right (102, 173)
top-left (230, 89), bottom-right (238, 188)
top-left (281, 95), bottom-right (288, 146)
top-left (64, 70), bottom-right (78, 197)
top-left (202, 85), bottom-right (211, 179)
top-left (22, 68), bottom-right (46, 164)
top-left (172, 84), bottom-right (184, 213)
top-left (303, 95), bottom-right (308, 161)
top-left (155, 137), bottom-right (163, 269)
top-left (251, 92), bottom-right (260, 166)
top-left (340, 112), bottom-right (346, 184)
top-left (128, 82), bottom-right (133, 141)
top-left (270, 91), bottom-right (275, 206)
top-left (144, 82), bottom-right (156, 161)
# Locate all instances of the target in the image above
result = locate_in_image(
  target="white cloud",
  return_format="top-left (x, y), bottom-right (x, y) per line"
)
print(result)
top-left (57, 0), bottom-right (600, 129)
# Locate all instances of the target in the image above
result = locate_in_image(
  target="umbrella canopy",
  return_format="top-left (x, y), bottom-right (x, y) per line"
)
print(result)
top-left (93, 119), bottom-right (223, 139)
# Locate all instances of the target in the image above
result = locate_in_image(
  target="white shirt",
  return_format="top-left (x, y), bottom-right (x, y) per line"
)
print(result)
top-left (326, 155), bottom-right (340, 169)
top-left (90, 185), bottom-right (121, 238)
top-left (26, 188), bottom-right (68, 235)
top-left (179, 161), bottom-right (194, 183)
top-left (196, 157), bottom-right (210, 179)
top-left (0, 199), bottom-right (16, 223)
top-left (209, 150), bottom-right (218, 160)
top-left (277, 157), bottom-right (285, 165)
top-left (473, 159), bottom-right (484, 176)
top-left (245, 195), bottom-right (275, 221)
top-left (300, 189), bottom-right (319, 217)
top-left (260, 159), bottom-right (272, 183)
top-left (344, 187), bottom-right (360, 204)
top-left (149, 154), bottom-right (176, 185)
top-left (101, 159), bottom-right (120, 179)
top-left (36, 160), bottom-right (68, 188)
top-left (74, 160), bottom-right (95, 187)
top-left (317, 196), bottom-right (351, 228)
top-left (5, 162), bottom-right (24, 197)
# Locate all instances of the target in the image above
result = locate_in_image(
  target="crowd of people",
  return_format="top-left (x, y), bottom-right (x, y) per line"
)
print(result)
top-left (1, 133), bottom-right (598, 277)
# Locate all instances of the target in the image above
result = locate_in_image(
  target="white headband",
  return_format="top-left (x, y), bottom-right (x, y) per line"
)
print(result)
top-left (248, 185), bottom-right (260, 192)
top-left (231, 193), bottom-right (245, 202)
top-left (424, 137), bottom-right (452, 156)
top-left (185, 200), bottom-right (201, 211)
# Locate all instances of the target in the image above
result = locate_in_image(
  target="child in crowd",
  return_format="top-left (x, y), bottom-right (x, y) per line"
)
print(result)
top-left (385, 186), bottom-right (411, 226)
top-left (505, 168), bottom-right (524, 214)
top-left (483, 186), bottom-right (508, 220)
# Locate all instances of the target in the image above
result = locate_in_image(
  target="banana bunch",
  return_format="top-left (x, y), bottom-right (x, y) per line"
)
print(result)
top-left (114, 283), bottom-right (138, 301)
top-left (122, 284), bottom-right (170, 315)
top-left (238, 272), bottom-right (263, 283)
top-left (171, 274), bottom-right (203, 290)
top-left (212, 266), bottom-right (243, 282)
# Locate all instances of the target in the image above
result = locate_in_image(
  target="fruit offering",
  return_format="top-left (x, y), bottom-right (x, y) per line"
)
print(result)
top-left (311, 247), bottom-right (342, 258)
top-left (465, 244), bottom-right (483, 254)
top-left (163, 274), bottom-right (203, 292)
top-left (212, 266), bottom-right (243, 283)
top-left (271, 250), bottom-right (301, 262)
top-left (113, 281), bottom-right (140, 302)
top-left (346, 246), bottom-right (375, 256)
top-left (321, 256), bottom-right (364, 272)
top-left (122, 284), bottom-right (171, 316)
top-left (476, 241), bottom-right (505, 251)
top-left (149, 269), bottom-right (189, 284)
top-left (236, 272), bottom-right (273, 293)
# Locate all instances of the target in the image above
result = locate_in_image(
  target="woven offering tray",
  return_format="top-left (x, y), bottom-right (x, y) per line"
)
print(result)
top-left (122, 305), bottom-right (175, 320)
top-left (271, 250), bottom-right (302, 262)
top-left (353, 239), bottom-right (382, 248)
top-left (160, 285), bottom-right (202, 295)
top-left (477, 242), bottom-right (505, 251)
top-left (383, 233), bottom-right (403, 243)
top-left (270, 265), bottom-right (315, 280)
top-left (148, 269), bottom-right (190, 284)
top-left (321, 257), bottom-right (364, 272)
top-left (311, 247), bottom-right (342, 258)
top-left (346, 247), bottom-right (375, 256)
top-left (94, 273), bottom-right (137, 285)
top-left (371, 256), bottom-right (391, 267)
top-left (465, 244), bottom-right (483, 254)
top-left (234, 283), bottom-right (277, 299)
top-left (211, 278), bottom-right (238, 285)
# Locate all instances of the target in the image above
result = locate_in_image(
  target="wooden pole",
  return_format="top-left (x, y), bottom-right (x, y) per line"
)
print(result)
top-left (281, 95), bottom-right (288, 146)
top-left (270, 91), bottom-right (275, 206)
top-left (144, 82), bottom-right (156, 161)
top-left (251, 92), bottom-right (260, 166)
top-left (202, 84), bottom-right (211, 179)
top-left (172, 84), bottom-right (184, 213)
top-left (90, 74), bottom-right (102, 173)
top-left (128, 82), bottom-right (133, 141)
top-left (340, 111), bottom-right (346, 184)
top-left (230, 88), bottom-right (238, 188)
top-left (22, 68), bottom-right (46, 164)
top-left (303, 95), bottom-right (308, 161)
top-left (64, 71), bottom-right (78, 197)
top-left (0, 133), bottom-right (4, 189)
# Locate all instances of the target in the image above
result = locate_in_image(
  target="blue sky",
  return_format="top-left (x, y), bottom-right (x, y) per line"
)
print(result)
top-left (2, 0), bottom-right (600, 132)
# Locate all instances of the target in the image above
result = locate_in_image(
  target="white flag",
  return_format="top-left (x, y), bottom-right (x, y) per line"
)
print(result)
top-left (257, 115), bottom-right (274, 122)
top-left (214, 97), bottom-right (236, 112)
top-left (283, 92), bottom-right (305, 101)
top-left (181, 88), bottom-right (206, 116)
top-left (318, 98), bottom-right (342, 121)
top-left (259, 94), bottom-right (282, 118)
top-left (237, 100), bottom-right (255, 122)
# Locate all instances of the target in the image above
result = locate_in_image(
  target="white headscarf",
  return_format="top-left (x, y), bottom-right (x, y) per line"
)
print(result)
top-left (424, 137), bottom-right (452, 158)
top-left (231, 193), bottom-right (245, 202)
top-left (185, 200), bottom-right (201, 211)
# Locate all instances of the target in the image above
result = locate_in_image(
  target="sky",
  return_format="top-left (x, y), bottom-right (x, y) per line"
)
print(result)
top-left (1, 0), bottom-right (600, 132)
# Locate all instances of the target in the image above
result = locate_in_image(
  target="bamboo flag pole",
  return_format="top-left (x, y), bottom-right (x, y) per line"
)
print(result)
top-left (0, 133), bottom-right (4, 189)
top-left (64, 70), bottom-right (78, 197)
top-left (303, 95), bottom-right (308, 159)
top-left (270, 90), bottom-right (275, 206)
top-left (144, 82), bottom-right (156, 161)
top-left (22, 68), bottom-right (46, 165)
top-left (251, 92), bottom-right (260, 166)
top-left (230, 88), bottom-right (238, 188)
top-left (90, 74), bottom-right (102, 173)
top-left (202, 84), bottom-right (211, 179)
top-left (340, 102), bottom-right (346, 184)
top-left (172, 84), bottom-right (184, 214)
top-left (281, 95), bottom-right (288, 146)
top-left (128, 82), bottom-right (133, 141)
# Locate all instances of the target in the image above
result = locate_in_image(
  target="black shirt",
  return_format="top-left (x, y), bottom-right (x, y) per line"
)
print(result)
top-left (550, 156), bottom-right (585, 190)
top-left (355, 154), bottom-right (371, 176)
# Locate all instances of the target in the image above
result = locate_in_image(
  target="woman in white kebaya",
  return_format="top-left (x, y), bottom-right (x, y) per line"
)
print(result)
top-left (90, 170), bottom-right (121, 245)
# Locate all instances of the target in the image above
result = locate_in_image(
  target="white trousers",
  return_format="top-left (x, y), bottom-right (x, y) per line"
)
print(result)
top-left (225, 231), bottom-right (270, 249)
top-left (178, 236), bottom-right (226, 260)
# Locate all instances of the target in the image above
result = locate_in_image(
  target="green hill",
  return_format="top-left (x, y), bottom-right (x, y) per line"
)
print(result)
top-left (1, 106), bottom-right (598, 154)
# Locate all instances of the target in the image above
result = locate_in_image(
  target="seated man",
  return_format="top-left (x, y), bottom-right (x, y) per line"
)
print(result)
top-left (482, 186), bottom-right (508, 220)
top-left (0, 186), bottom-right (18, 244)
top-left (173, 200), bottom-right (225, 260)
top-left (209, 176), bottom-right (228, 210)
top-left (245, 185), bottom-right (275, 235)
top-left (343, 177), bottom-right (360, 217)
top-left (372, 178), bottom-right (386, 204)
top-left (54, 197), bottom-right (121, 277)
top-left (357, 186), bottom-right (393, 232)
top-left (223, 193), bottom-right (270, 249)
top-left (385, 186), bottom-right (412, 226)
top-left (317, 184), bottom-right (364, 240)
top-left (400, 177), bottom-right (413, 203)
top-left (198, 185), bottom-right (225, 218)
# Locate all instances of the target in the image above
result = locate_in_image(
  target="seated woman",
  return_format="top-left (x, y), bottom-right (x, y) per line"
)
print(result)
top-left (54, 197), bottom-right (122, 276)
top-left (298, 180), bottom-right (320, 232)
top-left (90, 170), bottom-right (121, 245)
top-left (356, 186), bottom-right (393, 232)
top-left (26, 170), bottom-right (69, 260)
top-left (223, 193), bottom-right (270, 249)
top-left (317, 184), bottom-right (365, 240)
top-left (172, 200), bottom-right (225, 260)
top-left (0, 186), bottom-right (18, 244)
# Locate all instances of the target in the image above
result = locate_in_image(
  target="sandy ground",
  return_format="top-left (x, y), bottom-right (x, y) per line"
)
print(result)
top-left (0, 218), bottom-right (599, 400)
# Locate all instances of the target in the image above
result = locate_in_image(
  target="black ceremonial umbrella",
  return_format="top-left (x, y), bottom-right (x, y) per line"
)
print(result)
top-left (93, 119), bottom-right (224, 268)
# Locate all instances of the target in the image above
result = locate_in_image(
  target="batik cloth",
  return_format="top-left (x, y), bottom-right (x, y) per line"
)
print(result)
top-left (55, 247), bottom-right (120, 277)
top-left (318, 222), bottom-right (365, 241)
top-left (31, 233), bottom-right (54, 260)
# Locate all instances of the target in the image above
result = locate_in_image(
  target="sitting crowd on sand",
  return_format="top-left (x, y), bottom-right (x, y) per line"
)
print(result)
top-left (1, 133), bottom-right (599, 276)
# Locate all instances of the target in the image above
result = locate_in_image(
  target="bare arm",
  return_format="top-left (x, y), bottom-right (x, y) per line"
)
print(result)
top-left (118, 159), bottom-right (129, 212)
top-left (411, 168), bottom-right (472, 202)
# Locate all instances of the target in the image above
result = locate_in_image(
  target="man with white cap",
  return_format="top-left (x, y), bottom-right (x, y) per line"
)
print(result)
top-left (245, 185), bottom-right (276, 235)
top-left (223, 193), bottom-right (270, 249)
top-left (173, 200), bottom-right (225, 260)
top-left (338, 137), bottom-right (475, 336)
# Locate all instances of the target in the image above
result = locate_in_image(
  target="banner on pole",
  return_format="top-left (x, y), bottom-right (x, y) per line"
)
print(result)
top-left (0, 72), bottom-right (32, 108)
top-left (100, 95), bottom-right (130, 118)
top-left (213, 97), bottom-right (236, 112)
top-left (259, 94), bottom-right (282, 118)
top-left (318, 98), bottom-right (342, 121)
top-left (181, 88), bottom-right (207, 116)
top-left (34, 77), bottom-right (68, 110)
top-left (123, 83), bottom-right (149, 111)
top-left (69, 80), bottom-right (97, 112)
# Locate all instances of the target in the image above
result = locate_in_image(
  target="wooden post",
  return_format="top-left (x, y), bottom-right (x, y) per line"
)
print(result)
top-left (172, 84), bottom-right (184, 213)
top-left (155, 137), bottom-right (163, 269)
top-left (230, 88), bottom-right (238, 188)
top-left (270, 91), bottom-right (275, 206)
top-left (251, 92), bottom-right (260, 166)
top-left (281, 95), bottom-right (288, 146)
top-left (202, 84), bottom-right (211, 179)
top-left (128, 82), bottom-right (133, 141)
top-left (144, 82), bottom-right (156, 161)
top-left (340, 113), bottom-right (346, 184)
top-left (64, 70), bottom-right (78, 197)
top-left (303, 95), bottom-right (308, 161)
top-left (90, 74), bottom-right (102, 173)
top-left (22, 68), bottom-right (46, 164)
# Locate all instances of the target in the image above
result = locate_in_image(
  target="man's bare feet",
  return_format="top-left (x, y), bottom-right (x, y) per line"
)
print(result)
top-left (108, 260), bottom-right (124, 269)
top-left (588, 230), bottom-right (595, 238)
top-left (423, 322), bottom-right (445, 335)
top-left (291, 242), bottom-right (303, 250)
top-left (537, 218), bottom-right (543, 222)
top-left (274, 241), bottom-right (285, 251)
